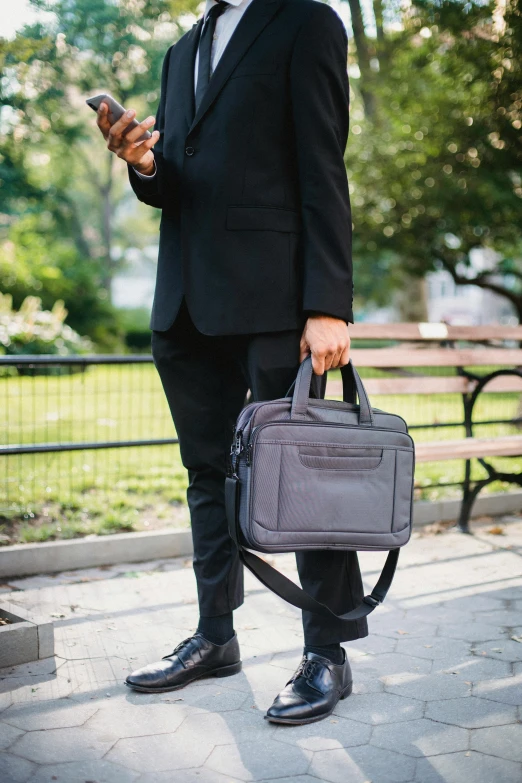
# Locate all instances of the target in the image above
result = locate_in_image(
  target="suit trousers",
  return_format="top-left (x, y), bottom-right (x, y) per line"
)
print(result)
top-left (151, 299), bottom-right (368, 645)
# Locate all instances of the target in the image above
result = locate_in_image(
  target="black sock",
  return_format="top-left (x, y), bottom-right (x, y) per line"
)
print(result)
top-left (304, 643), bottom-right (344, 665)
top-left (197, 612), bottom-right (234, 645)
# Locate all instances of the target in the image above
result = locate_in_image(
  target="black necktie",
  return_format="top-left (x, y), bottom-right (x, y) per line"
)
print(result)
top-left (195, 2), bottom-right (230, 113)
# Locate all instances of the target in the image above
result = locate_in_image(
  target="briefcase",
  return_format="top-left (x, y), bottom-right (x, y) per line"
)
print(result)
top-left (225, 357), bottom-right (415, 621)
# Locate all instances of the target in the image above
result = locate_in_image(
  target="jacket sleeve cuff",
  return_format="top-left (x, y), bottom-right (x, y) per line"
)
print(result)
top-left (303, 310), bottom-right (352, 324)
top-left (128, 162), bottom-right (160, 197)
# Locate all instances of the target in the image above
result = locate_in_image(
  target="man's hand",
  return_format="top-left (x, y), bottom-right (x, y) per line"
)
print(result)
top-left (96, 103), bottom-right (159, 175)
top-left (300, 315), bottom-right (350, 375)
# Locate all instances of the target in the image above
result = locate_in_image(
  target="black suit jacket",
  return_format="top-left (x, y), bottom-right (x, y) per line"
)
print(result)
top-left (129, 0), bottom-right (353, 334)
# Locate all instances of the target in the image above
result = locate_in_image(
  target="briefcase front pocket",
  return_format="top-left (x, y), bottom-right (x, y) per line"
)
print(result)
top-left (248, 423), bottom-right (411, 550)
top-left (298, 446), bottom-right (383, 471)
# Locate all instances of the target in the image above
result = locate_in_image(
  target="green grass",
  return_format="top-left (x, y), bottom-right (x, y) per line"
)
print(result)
top-left (1, 364), bottom-right (521, 545)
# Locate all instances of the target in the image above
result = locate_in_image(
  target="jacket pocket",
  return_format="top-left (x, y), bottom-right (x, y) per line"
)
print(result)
top-left (226, 205), bottom-right (301, 233)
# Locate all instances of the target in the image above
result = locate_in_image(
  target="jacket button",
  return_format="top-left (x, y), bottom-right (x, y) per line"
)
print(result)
top-left (185, 146), bottom-right (195, 156)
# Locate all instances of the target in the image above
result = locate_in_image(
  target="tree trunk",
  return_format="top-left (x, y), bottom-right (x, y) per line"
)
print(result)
top-left (394, 275), bottom-right (429, 322)
top-left (346, 0), bottom-right (377, 118)
top-left (100, 153), bottom-right (114, 299)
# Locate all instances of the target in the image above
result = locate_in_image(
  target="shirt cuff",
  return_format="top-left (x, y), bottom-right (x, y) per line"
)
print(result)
top-left (134, 161), bottom-right (156, 179)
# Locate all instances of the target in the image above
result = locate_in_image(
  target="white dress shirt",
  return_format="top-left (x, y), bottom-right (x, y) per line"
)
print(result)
top-left (196, 0), bottom-right (255, 86)
top-left (137, 0), bottom-right (255, 178)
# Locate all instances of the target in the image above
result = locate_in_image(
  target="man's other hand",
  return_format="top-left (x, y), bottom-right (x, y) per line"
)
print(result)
top-left (300, 315), bottom-right (350, 375)
top-left (96, 103), bottom-right (159, 175)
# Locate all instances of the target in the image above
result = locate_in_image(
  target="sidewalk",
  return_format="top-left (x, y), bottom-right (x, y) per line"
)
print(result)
top-left (1, 516), bottom-right (521, 783)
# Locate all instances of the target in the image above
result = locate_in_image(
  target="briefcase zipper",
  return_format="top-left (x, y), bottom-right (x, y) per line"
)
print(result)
top-left (229, 428), bottom-right (244, 477)
top-left (246, 442), bottom-right (253, 466)
top-left (246, 420), bottom-right (414, 466)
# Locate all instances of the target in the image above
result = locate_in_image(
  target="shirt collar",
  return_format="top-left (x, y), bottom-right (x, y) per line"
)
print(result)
top-left (204, 0), bottom-right (244, 19)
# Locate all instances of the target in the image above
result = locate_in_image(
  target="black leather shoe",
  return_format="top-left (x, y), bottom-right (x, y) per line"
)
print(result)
top-left (265, 650), bottom-right (352, 725)
top-left (125, 633), bottom-right (241, 693)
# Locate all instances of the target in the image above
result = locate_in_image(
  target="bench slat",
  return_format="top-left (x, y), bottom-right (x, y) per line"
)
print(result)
top-left (349, 323), bottom-right (522, 341)
top-left (327, 375), bottom-right (522, 396)
top-left (415, 434), bottom-right (522, 462)
top-left (350, 348), bottom-right (522, 368)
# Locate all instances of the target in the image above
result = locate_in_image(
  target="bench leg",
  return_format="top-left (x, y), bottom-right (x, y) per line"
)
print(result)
top-left (458, 473), bottom-right (495, 534)
top-left (458, 459), bottom-right (473, 533)
top-left (458, 483), bottom-right (481, 533)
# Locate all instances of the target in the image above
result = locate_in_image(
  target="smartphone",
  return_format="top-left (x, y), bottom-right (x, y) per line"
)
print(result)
top-left (86, 93), bottom-right (152, 142)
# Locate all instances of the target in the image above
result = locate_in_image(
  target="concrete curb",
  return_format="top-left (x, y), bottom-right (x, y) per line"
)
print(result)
top-left (0, 492), bottom-right (521, 579)
top-left (0, 528), bottom-right (193, 579)
top-left (0, 603), bottom-right (54, 666)
top-left (413, 488), bottom-right (522, 526)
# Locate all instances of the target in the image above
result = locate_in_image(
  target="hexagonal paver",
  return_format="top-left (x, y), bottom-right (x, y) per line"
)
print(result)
top-left (355, 652), bottom-right (432, 678)
top-left (0, 721), bottom-right (25, 750)
top-left (0, 672), bottom-right (74, 703)
top-left (176, 709), bottom-right (275, 746)
top-left (450, 596), bottom-right (506, 613)
top-left (414, 750), bottom-right (521, 783)
top-left (426, 696), bottom-right (517, 728)
top-left (206, 738), bottom-right (312, 781)
top-left (139, 770), bottom-right (244, 783)
top-left (26, 759), bottom-right (139, 783)
top-left (9, 726), bottom-right (115, 764)
top-left (439, 622), bottom-right (508, 643)
top-left (371, 619), bottom-right (437, 640)
top-left (434, 655), bottom-right (511, 682)
top-left (309, 745), bottom-right (416, 783)
top-left (272, 715), bottom-right (371, 751)
top-left (470, 724), bottom-right (522, 762)
top-left (269, 650), bottom-right (306, 672)
top-left (471, 640), bottom-right (522, 662)
top-left (476, 610), bottom-right (522, 626)
top-left (344, 634), bottom-right (397, 656)
top-left (335, 691), bottom-right (424, 724)
top-left (257, 777), bottom-right (330, 783)
top-left (166, 681), bottom-right (248, 712)
top-left (0, 752), bottom-right (35, 783)
top-left (351, 676), bottom-right (386, 695)
top-left (395, 636), bottom-right (471, 661)
top-left (240, 660), bottom-right (299, 693)
top-left (105, 731), bottom-right (214, 773)
top-left (384, 672), bottom-right (472, 701)
top-left (2, 698), bottom-right (98, 731)
top-left (84, 701), bottom-right (186, 738)
top-left (371, 717), bottom-right (468, 757)
top-left (473, 673), bottom-right (522, 705)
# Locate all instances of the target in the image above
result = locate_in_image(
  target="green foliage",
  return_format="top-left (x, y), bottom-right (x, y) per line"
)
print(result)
top-left (0, 213), bottom-right (123, 349)
top-left (348, 0), bottom-right (522, 317)
top-left (0, 0), bottom-right (197, 349)
top-left (118, 307), bottom-right (152, 351)
top-left (1, 0), bottom-right (521, 336)
top-left (0, 293), bottom-right (92, 357)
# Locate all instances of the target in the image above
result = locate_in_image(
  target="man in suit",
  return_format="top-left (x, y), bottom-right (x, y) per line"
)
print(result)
top-left (95, 0), bottom-right (368, 725)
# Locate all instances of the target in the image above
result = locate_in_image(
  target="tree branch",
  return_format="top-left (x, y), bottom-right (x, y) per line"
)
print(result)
top-left (436, 252), bottom-right (522, 317)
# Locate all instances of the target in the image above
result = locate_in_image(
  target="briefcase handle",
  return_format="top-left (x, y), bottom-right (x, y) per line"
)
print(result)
top-left (290, 357), bottom-right (374, 426)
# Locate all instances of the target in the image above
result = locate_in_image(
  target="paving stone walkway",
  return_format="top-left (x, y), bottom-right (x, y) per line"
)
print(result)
top-left (1, 516), bottom-right (522, 783)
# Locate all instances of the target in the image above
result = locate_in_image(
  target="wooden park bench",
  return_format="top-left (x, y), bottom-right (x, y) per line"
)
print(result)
top-left (327, 323), bottom-right (522, 532)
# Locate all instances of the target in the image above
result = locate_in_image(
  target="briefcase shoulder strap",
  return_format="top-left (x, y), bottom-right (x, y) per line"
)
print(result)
top-left (225, 475), bottom-right (399, 622)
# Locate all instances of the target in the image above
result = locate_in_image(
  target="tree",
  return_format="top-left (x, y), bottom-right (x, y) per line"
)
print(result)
top-left (1, 0), bottom-right (198, 298)
top-left (344, 0), bottom-right (522, 321)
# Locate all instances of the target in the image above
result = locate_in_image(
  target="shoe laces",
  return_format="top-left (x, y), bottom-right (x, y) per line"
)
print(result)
top-left (163, 635), bottom-right (199, 660)
top-left (290, 656), bottom-right (320, 684)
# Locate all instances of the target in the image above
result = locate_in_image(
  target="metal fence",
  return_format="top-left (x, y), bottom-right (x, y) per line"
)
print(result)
top-left (2, 354), bottom-right (522, 525)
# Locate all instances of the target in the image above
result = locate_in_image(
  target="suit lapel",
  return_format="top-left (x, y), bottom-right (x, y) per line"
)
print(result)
top-left (188, 0), bottom-right (282, 134)
top-left (177, 19), bottom-right (203, 131)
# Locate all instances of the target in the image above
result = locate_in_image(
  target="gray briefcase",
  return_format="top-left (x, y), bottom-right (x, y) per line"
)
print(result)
top-left (225, 357), bottom-right (415, 621)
